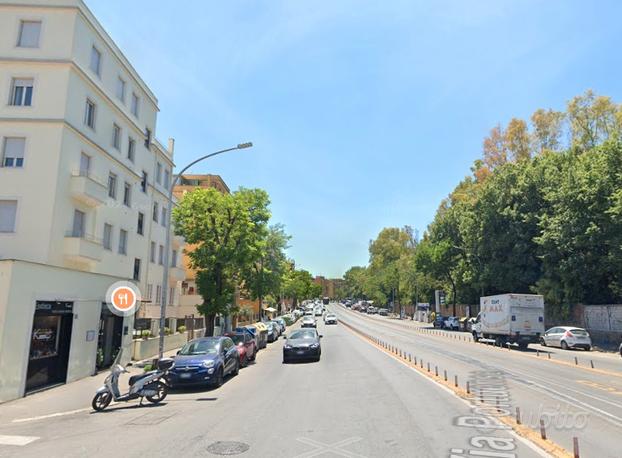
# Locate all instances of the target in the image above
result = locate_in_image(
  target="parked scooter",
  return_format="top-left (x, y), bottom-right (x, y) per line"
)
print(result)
top-left (91, 350), bottom-right (173, 411)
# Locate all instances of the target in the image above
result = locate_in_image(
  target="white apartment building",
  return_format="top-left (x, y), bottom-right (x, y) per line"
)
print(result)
top-left (0, 0), bottom-right (184, 402)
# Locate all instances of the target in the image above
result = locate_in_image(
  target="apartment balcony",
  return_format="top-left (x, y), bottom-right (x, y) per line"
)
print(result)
top-left (169, 266), bottom-right (186, 283)
top-left (63, 232), bottom-right (103, 263)
top-left (70, 171), bottom-right (108, 207)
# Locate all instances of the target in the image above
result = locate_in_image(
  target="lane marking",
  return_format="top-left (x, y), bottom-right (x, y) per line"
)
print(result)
top-left (337, 316), bottom-right (568, 458)
top-left (0, 435), bottom-right (40, 446)
top-left (294, 437), bottom-right (365, 458)
top-left (12, 407), bottom-right (90, 423)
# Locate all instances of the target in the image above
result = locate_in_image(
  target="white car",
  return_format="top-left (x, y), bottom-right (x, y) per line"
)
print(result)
top-left (540, 326), bottom-right (592, 351)
top-left (324, 314), bottom-right (338, 325)
top-left (443, 316), bottom-right (460, 331)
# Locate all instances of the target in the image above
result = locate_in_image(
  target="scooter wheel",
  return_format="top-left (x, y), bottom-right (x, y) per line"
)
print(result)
top-left (92, 391), bottom-right (112, 411)
top-left (146, 381), bottom-right (168, 404)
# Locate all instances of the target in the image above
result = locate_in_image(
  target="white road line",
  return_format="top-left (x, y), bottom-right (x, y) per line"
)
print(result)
top-left (12, 407), bottom-right (90, 423)
top-left (0, 435), bottom-right (40, 446)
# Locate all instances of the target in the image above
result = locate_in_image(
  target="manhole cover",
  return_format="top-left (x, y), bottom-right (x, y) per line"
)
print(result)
top-left (206, 441), bottom-right (250, 455)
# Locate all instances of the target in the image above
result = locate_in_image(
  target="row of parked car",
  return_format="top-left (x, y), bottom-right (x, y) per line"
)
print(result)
top-left (166, 315), bottom-right (296, 389)
top-left (342, 299), bottom-right (389, 316)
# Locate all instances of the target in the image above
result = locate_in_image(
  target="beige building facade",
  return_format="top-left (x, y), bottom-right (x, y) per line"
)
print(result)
top-left (0, 0), bottom-right (183, 401)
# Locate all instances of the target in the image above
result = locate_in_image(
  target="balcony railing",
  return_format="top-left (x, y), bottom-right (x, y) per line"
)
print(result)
top-left (70, 170), bottom-right (108, 206)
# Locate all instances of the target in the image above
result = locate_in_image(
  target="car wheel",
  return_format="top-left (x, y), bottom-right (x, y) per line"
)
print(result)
top-left (561, 341), bottom-right (569, 350)
top-left (539, 337), bottom-right (546, 346)
top-left (585, 346), bottom-right (592, 351)
top-left (214, 368), bottom-right (224, 387)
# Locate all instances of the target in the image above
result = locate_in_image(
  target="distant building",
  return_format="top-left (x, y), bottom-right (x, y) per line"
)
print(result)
top-left (313, 276), bottom-right (343, 299)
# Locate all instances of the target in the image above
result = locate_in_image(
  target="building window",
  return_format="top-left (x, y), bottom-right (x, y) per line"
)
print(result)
top-left (171, 250), bottom-right (177, 267)
top-left (72, 209), bottom-right (85, 237)
top-left (144, 127), bottom-right (151, 148)
top-left (133, 258), bottom-right (141, 281)
top-left (10, 78), bottom-right (33, 106)
top-left (141, 171), bottom-right (148, 193)
top-left (127, 137), bottom-right (135, 162)
top-left (158, 244), bottom-right (164, 265)
top-left (131, 92), bottom-right (140, 117)
top-left (146, 284), bottom-right (153, 300)
top-left (150, 241), bottom-right (156, 263)
top-left (0, 200), bottom-right (18, 232)
top-left (17, 21), bottom-right (41, 48)
top-left (2, 137), bottom-right (25, 168)
top-left (118, 229), bottom-right (127, 255)
top-left (137, 212), bottom-right (144, 235)
top-left (152, 201), bottom-right (159, 223)
top-left (90, 46), bottom-right (101, 77)
top-left (79, 152), bottom-right (90, 176)
top-left (112, 124), bottom-right (121, 150)
top-left (155, 285), bottom-right (161, 304)
top-left (103, 223), bottom-right (112, 250)
top-left (116, 76), bottom-right (126, 102)
top-left (161, 207), bottom-right (166, 227)
top-left (169, 287), bottom-right (175, 304)
top-left (85, 99), bottom-right (96, 129)
top-left (164, 168), bottom-right (170, 190)
top-left (123, 182), bottom-right (131, 207)
top-left (107, 172), bottom-right (117, 199)
top-left (156, 162), bottom-right (162, 184)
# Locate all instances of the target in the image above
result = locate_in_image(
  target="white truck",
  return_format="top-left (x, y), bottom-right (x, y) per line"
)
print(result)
top-left (472, 294), bottom-right (545, 349)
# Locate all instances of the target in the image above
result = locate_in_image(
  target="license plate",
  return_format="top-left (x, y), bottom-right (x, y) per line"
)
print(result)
top-left (179, 373), bottom-right (192, 379)
top-left (296, 350), bottom-right (305, 355)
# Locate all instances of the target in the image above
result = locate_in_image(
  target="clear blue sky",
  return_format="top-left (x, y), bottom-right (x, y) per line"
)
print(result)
top-left (89, 0), bottom-right (622, 278)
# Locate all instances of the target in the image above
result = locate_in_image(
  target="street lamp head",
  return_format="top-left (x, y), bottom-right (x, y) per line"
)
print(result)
top-left (237, 142), bottom-right (253, 149)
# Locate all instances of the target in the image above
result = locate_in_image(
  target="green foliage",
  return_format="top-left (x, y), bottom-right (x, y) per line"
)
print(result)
top-left (173, 187), bottom-right (271, 335)
top-left (340, 91), bottom-right (622, 318)
top-left (177, 325), bottom-right (187, 333)
top-left (282, 267), bottom-right (318, 306)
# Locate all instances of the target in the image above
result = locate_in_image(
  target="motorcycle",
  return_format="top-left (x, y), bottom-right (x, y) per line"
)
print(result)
top-left (91, 349), bottom-right (173, 411)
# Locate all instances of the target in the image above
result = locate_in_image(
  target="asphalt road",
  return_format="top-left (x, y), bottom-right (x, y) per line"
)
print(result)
top-left (332, 305), bottom-right (622, 458)
top-left (0, 312), bottom-right (546, 458)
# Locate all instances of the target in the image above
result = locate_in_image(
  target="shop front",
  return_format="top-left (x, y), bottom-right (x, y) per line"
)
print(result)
top-left (26, 301), bottom-right (74, 392)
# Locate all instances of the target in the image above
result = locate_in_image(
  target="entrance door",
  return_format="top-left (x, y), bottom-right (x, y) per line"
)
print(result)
top-left (97, 305), bottom-right (123, 369)
top-left (26, 302), bottom-right (74, 392)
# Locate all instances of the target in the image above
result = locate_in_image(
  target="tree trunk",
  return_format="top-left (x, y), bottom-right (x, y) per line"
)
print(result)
top-left (204, 313), bottom-right (216, 337)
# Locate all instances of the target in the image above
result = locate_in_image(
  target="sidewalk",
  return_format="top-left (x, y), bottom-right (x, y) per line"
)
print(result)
top-left (0, 347), bottom-right (180, 426)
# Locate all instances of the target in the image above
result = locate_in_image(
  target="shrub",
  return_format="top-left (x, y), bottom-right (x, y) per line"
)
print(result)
top-left (164, 327), bottom-right (172, 336)
top-left (177, 325), bottom-right (187, 333)
top-left (141, 329), bottom-right (152, 339)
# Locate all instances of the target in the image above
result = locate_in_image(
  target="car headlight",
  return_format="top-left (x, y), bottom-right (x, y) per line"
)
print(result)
top-left (284, 344), bottom-right (292, 349)
top-left (202, 360), bottom-right (215, 368)
top-left (310, 343), bottom-right (319, 348)
top-left (207, 368), bottom-right (215, 374)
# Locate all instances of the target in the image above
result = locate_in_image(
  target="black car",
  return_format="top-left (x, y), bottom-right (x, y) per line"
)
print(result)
top-left (283, 329), bottom-right (322, 363)
top-left (433, 315), bottom-right (446, 329)
top-left (168, 337), bottom-right (240, 388)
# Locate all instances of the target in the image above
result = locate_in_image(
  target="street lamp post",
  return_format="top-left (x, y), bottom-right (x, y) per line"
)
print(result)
top-left (158, 142), bottom-right (253, 360)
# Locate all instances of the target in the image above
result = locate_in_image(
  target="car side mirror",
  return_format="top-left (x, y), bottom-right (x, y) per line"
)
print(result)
top-left (319, 335), bottom-right (323, 338)
top-left (176, 350), bottom-right (181, 355)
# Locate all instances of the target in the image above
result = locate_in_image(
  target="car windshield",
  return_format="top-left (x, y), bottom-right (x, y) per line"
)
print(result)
top-left (229, 335), bottom-right (244, 345)
top-left (178, 339), bottom-right (219, 356)
top-left (289, 330), bottom-right (317, 340)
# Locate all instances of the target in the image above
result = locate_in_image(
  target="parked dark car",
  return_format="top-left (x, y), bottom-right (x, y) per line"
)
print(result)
top-left (283, 329), bottom-right (322, 363)
top-left (619, 341), bottom-right (622, 358)
top-left (224, 332), bottom-right (257, 367)
top-left (433, 315), bottom-right (446, 329)
top-left (378, 308), bottom-right (388, 316)
top-left (168, 337), bottom-right (239, 388)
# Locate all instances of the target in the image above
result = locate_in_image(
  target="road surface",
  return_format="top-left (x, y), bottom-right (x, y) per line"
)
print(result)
top-left (0, 311), bottom-right (545, 457)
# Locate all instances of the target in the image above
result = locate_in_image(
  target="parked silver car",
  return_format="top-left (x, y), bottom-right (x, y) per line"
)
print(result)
top-left (540, 326), bottom-right (592, 350)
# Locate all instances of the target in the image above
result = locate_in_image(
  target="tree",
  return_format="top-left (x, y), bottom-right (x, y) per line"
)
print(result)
top-left (173, 187), bottom-right (271, 336)
top-left (282, 268), bottom-right (317, 307)
top-left (567, 90), bottom-right (619, 150)
top-left (482, 124), bottom-right (508, 170)
top-left (505, 118), bottom-right (531, 162)
top-left (531, 108), bottom-right (565, 153)
top-left (242, 224), bottom-right (290, 319)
